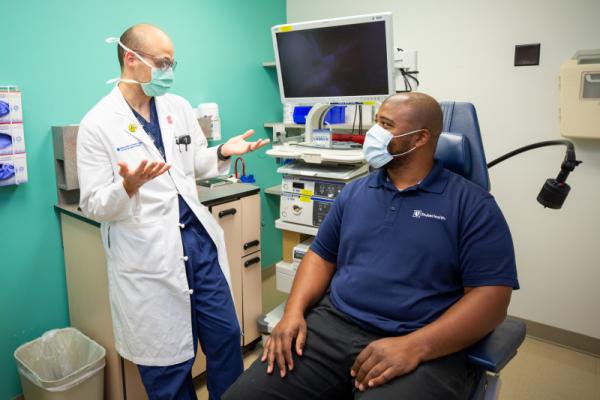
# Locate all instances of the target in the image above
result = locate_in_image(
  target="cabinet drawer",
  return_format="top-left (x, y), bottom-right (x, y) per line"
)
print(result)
top-left (241, 252), bottom-right (262, 345)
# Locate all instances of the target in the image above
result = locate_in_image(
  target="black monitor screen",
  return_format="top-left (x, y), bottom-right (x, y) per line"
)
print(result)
top-left (276, 21), bottom-right (389, 99)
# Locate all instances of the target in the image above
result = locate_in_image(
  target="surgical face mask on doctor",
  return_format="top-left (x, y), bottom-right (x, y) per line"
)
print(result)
top-left (105, 37), bottom-right (174, 97)
top-left (362, 123), bottom-right (423, 169)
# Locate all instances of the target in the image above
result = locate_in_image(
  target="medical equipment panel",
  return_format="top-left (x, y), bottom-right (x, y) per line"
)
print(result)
top-left (280, 193), bottom-right (334, 227)
top-left (559, 49), bottom-right (600, 139)
top-left (281, 175), bottom-right (346, 199)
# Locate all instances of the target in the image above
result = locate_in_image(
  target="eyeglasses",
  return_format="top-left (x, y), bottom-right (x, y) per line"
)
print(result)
top-left (131, 49), bottom-right (178, 71)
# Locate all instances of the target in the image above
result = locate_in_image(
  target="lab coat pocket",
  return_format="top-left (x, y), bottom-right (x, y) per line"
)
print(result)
top-left (110, 220), bottom-right (168, 273)
top-left (175, 135), bottom-right (194, 176)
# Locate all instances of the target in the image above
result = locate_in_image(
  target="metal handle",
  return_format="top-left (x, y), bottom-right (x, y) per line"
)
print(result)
top-left (243, 240), bottom-right (260, 250)
top-left (244, 257), bottom-right (260, 268)
top-left (218, 208), bottom-right (237, 218)
top-left (585, 74), bottom-right (600, 83)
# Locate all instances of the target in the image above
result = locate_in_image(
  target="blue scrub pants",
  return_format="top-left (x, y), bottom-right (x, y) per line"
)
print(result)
top-left (138, 204), bottom-right (244, 400)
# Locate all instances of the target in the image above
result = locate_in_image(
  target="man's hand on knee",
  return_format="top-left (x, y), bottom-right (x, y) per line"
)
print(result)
top-left (261, 313), bottom-right (307, 378)
top-left (351, 336), bottom-right (425, 391)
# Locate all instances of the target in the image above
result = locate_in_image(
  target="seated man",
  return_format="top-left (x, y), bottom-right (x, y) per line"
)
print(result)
top-left (224, 92), bottom-right (519, 400)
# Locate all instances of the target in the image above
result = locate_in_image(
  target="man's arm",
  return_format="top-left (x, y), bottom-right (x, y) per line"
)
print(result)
top-left (351, 285), bottom-right (512, 390)
top-left (262, 250), bottom-right (336, 377)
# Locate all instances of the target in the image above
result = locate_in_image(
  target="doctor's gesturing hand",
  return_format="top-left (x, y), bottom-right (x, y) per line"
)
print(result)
top-left (219, 129), bottom-right (270, 158)
top-left (118, 160), bottom-right (171, 197)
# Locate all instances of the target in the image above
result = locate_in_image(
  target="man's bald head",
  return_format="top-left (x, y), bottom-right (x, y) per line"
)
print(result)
top-left (382, 92), bottom-right (443, 140)
top-left (117, 24), bottom-right (173, 70)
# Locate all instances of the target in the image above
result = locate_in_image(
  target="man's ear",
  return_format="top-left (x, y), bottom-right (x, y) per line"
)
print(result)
top-left (124, 51), bottom-right (137, 68)
top-left (415, 129), bottom-right (432, 148)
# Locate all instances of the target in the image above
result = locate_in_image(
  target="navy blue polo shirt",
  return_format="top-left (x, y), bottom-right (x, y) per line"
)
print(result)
top-left (311, 161), bottom-right (519, 335)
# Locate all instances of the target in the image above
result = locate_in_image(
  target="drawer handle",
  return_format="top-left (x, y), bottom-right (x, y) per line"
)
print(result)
top-left (243, 240), bottom-right (260, 250)
top-left (218, 208), bottom-right (237, 218)
top-left (244, 257), bottom-right (260, 268)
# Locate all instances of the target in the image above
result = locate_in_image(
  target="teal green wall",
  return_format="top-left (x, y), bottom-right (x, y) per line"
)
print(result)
top-left (0, 1), bottom-right (285, 398)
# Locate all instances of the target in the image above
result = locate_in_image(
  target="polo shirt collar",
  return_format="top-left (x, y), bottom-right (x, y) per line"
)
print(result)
top-left (367, 160), bottom-right (448, 194)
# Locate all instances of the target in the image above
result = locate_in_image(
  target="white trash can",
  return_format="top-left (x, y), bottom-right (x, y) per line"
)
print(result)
top-left (14, 327), bottom-right (106, 400)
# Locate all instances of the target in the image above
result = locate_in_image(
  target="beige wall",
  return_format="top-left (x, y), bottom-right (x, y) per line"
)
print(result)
top-left (287, 0), bottom-right (600, 338)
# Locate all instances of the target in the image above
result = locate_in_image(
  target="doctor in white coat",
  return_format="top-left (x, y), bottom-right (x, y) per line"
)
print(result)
top-left (77, 24), bottom-right (268, 400)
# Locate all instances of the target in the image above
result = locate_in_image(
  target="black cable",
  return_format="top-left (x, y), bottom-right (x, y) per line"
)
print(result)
top-left (487, 140), bottom-right (577, 172)
top-left (358, 105), bottom-right (363, 135)
top-left (487, 140), bottom-right (582, 209)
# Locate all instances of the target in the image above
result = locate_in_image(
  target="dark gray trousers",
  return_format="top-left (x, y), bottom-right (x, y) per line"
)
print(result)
top-left (223, 296), bottom-right (476, 400)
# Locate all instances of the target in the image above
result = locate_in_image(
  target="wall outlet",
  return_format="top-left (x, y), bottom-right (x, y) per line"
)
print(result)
top-left (394, 49), bottom-right (418, 71)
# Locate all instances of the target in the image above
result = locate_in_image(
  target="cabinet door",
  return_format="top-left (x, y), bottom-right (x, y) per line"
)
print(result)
top-left (241, 194), bottom-right (261, 257)
top-left (241, 252), bottom-right (262, 345)
top-left (211, 200), bottom-right (243, 330)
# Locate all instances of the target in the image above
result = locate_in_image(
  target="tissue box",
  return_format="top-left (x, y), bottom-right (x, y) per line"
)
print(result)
top-left (0, 89), bottom-right (23, 123)
top-left (0, 153), bottom-right (28, 186)
top-left (0, 123), bottom-right (25, 155)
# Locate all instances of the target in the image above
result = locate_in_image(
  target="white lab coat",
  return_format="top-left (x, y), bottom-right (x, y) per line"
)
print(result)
top-left (77, 86), bottom-right (231, 366)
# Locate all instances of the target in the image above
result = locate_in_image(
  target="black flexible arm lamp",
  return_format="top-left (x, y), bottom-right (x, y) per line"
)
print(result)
top-left (487, 140), bottom-right (582, 209)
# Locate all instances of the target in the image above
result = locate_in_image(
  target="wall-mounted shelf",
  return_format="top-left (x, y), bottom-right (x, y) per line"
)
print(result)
top-left (275, 219), bottom-right (318, 236)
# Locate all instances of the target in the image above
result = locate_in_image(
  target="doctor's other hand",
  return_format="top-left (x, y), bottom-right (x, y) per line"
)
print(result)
top-left (118, 160), bottom-right (171, 197)
top-left (220, 129), bottom-right (270, 157)
top-left (261, 312), bottom-right (307, 378)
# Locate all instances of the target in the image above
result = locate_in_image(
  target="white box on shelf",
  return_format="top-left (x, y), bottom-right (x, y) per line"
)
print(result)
top-left (0, 123), bottom-right (25, 155)
top-left (276, 261), bottom-right (298, 294)
top-left (0, 153), bottom-right (28, 186)
top-left (0, 89), bottom-right (23, 123)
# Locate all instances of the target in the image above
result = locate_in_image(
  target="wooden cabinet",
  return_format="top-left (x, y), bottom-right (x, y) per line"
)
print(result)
top-left (58, 184), bottom-right (262, 400)
top-left (210, 193), bottom-right (262, 346)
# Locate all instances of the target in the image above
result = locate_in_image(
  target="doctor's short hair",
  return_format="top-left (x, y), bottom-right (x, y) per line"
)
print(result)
top-left (117, 26), bottom-right (143, 70)
top-left (383, 92), bottom-right (443, 138)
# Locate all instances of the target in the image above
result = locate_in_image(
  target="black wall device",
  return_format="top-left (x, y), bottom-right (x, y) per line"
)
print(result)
top-left (514, 43), bottom-right (541, 66)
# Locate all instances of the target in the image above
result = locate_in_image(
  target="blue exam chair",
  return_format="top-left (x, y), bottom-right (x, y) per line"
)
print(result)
top-left (435, 102), bottom-right (526, 400)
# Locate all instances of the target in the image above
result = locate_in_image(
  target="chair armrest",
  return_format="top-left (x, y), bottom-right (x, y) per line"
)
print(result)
top-left (466, 318), bottom-right (526, 373)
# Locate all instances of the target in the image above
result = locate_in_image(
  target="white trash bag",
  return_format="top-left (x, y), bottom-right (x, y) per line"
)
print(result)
top-left (14, 327), bottom-right (105, 397)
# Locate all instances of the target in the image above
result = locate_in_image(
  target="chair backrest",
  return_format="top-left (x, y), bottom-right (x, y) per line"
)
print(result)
top-left (434, 102), bottom-right (490, 191)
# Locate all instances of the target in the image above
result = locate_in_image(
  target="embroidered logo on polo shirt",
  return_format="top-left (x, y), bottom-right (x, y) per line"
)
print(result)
top-left (412, 210), bottom-right (446, 221)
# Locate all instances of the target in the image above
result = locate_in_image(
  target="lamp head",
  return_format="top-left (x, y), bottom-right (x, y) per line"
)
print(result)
top-left (537, 178), bottom-right (571, 209)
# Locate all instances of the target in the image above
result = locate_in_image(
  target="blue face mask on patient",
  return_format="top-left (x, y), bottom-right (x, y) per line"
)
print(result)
top-left (362, 124), bottom-right (422, 169)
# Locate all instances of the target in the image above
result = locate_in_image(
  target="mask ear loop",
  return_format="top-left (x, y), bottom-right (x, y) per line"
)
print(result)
top-left (105, 36), bottom-right (154, 85)
top-left (388, 129), bottom-right (423, 158)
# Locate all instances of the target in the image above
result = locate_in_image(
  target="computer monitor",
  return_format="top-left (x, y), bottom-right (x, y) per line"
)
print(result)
top-left (272, 13), bottom-right (395, 105)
